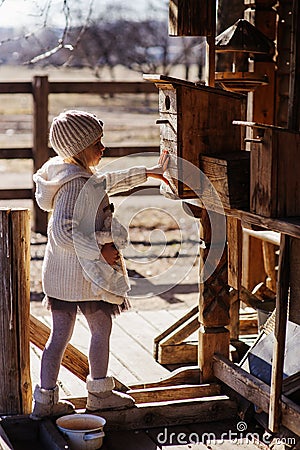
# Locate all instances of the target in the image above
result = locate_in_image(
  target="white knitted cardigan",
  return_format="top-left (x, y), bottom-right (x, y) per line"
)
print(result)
top-left (33, 156), bottom-right (147, 304)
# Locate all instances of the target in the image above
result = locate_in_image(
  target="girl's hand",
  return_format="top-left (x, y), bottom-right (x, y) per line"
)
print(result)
top-left (101, 242), bottom-right (119, 266)
top-left (146, 151), bottom-right (170, 184)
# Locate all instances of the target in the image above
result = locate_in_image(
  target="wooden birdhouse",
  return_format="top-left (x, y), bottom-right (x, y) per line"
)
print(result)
top-left (215, 19), bottom-right (274, 93)
top-left (235, 121), bottom-right (300, 217)
top-left (143, 74), bottom-right (247, 202)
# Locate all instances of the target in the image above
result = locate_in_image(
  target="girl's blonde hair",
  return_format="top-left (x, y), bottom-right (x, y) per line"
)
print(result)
top-left (64, 148), bottom-right (95, 174)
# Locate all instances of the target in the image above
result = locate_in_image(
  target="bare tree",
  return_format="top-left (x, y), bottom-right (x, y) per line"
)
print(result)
top-left (0, 0), bottom-right (204, 80)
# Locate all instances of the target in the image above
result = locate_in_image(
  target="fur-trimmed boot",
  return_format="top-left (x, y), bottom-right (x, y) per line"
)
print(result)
top-left (30, 384), bottom-right (75, 420)
top-left (86, 376), bottom-right (135, 411)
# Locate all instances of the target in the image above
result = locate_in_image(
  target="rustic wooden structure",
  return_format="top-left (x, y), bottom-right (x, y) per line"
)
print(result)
top-left (145, 0), bottom-right (300, 439)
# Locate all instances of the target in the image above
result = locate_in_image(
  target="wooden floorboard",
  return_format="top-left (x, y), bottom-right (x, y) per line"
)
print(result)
top-left (115, 310), bottom-right (163, 354)
top-left (134, 309), bottom-right (183, 333)
top-left (109, 318), bottom-right (169, 382)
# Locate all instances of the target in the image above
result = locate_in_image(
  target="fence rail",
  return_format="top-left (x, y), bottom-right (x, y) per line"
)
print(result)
top-left (0, 76), bottom-right (159, 234)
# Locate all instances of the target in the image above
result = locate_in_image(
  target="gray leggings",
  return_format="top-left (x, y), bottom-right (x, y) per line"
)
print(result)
top-left (40, 300), bottom-right (112, 389)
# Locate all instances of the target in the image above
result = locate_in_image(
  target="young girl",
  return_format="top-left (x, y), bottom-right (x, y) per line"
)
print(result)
top-left (31, 109), bottom-right (169, 419)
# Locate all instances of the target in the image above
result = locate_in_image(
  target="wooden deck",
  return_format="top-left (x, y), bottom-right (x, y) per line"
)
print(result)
top-left (25, 308), bottom-right (274, 450)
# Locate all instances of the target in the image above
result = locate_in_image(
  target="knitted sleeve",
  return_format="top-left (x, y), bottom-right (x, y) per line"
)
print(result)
top-left (51, 177), bottom-right (100, 260)
top-left (96, 166), bottom-right (147, 195)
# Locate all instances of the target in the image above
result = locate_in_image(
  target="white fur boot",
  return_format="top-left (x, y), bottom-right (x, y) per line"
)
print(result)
top-left (86, 376), bottom-right (135, 411)
top-left (30, 384), bottom-right (75, 420)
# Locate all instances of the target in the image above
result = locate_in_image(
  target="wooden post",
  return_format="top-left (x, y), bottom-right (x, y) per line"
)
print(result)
top-left (0, 208), bottom-right (32, 414)
top-left (205, 1), bottom-right (216, 87)
top-left (276, 0), bottom-right (294, 127)
top-left (227, 216), bottom-right (243, 339)
top-left (198, 209), bottom-right (230, 381)
top-left (32, 75), bottom-right (49, 235)
top-left (287, 0), bottom-right (300, 130)
top-left (268, 0), bottom-right (300, 432)
top-left (268, 234), bottom-right (290, 432)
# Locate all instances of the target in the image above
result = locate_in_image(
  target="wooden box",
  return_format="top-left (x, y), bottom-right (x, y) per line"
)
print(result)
top-left (199, 151), bottom-right (250, 210)
top-left (243, 122), bottom-right (300, 217)
top-left (143, 75), bottom-right (246, 199)
top-left (0, 416), bottom-right (69, 449)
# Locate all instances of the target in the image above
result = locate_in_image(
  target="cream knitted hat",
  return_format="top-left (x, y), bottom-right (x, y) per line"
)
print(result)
top-left (49, 110), bottom-right (104, 159)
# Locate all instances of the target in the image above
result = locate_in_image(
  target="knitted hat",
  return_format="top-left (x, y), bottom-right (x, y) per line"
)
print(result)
top-left (49, 110), bottom-right (104, 159)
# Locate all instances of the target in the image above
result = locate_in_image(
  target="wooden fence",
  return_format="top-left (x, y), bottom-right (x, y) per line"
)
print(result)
top-left (0, 76), bottom-right (159, 235)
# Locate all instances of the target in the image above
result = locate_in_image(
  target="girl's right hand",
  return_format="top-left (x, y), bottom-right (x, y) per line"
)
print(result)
top-left (146, 150), bottom-right (170, 185)
top-left (101, 242), bottom-right (119, 266)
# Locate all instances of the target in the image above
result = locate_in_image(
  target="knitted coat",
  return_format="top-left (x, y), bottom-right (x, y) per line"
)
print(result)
top-left (33, 156), bottom-right (147, 304)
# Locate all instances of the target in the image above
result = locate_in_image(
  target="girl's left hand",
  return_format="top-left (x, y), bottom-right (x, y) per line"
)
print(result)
top-left (146, 151), bottom-right (170, 184)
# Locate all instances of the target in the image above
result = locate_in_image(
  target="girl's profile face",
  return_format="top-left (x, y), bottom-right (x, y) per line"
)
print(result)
top-left (85, 135), bottom-right (105, 166)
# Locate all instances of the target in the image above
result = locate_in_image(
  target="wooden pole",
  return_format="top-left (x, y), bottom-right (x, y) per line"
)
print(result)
top-left (227, 216), bottom-right (243, 339)
top-left (268, 234), bottom-right (290, 432)
top-left (32, 75), bottom-right (49, 235)
top-left (205, 1), bottom-right (216, 87)
top-left (0, 208), bottom-right (32, 414)
top-left (198, 209), bottom-right (230, 381)
top-left (287, 0), bottom-right (300, 131)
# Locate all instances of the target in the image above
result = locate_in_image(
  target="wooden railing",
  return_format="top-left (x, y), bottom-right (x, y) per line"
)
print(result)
top-left (0, 76), bottom-right (159, 234)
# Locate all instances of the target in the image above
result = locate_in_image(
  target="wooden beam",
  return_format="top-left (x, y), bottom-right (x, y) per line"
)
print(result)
top-left (160, 316), bottom-right (199, 346)
top-left (129, 366), bottom-right (201, 390)
top-left (282, 371), bottom-right (300, 397)
top-left (0, 146), bottom-right (158, 161)
top-left (0, 189), bottom-right (33, 200)
top-left (0, 148), bottom-right (33, 159)
top-left (0, 82), bottom-right (32, 94)
top-left (127, 383), bottom-right (221, 403)
top-left (0, 81), bottom-right (157, 95)
top-left (95, 396), bottom-right (237, 431)
top-left (243, 228), bottom-right (280, 246)
top-left (239, 286), bottom-right (265, 309)
top-left (269, 234), bottom-right (290, 432)
top-left (154, 305), bottom-right (198, 346)
top-left (158, 342), bottom-right (197, 365)
top-left (49, 81), bottom-right (157, 95)
top-left (67, 383), bottom-right (222, 409)
top-left (213, 354), bottom-right (300, 436)
top-left (183, 198), bottom-right (300, 239)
